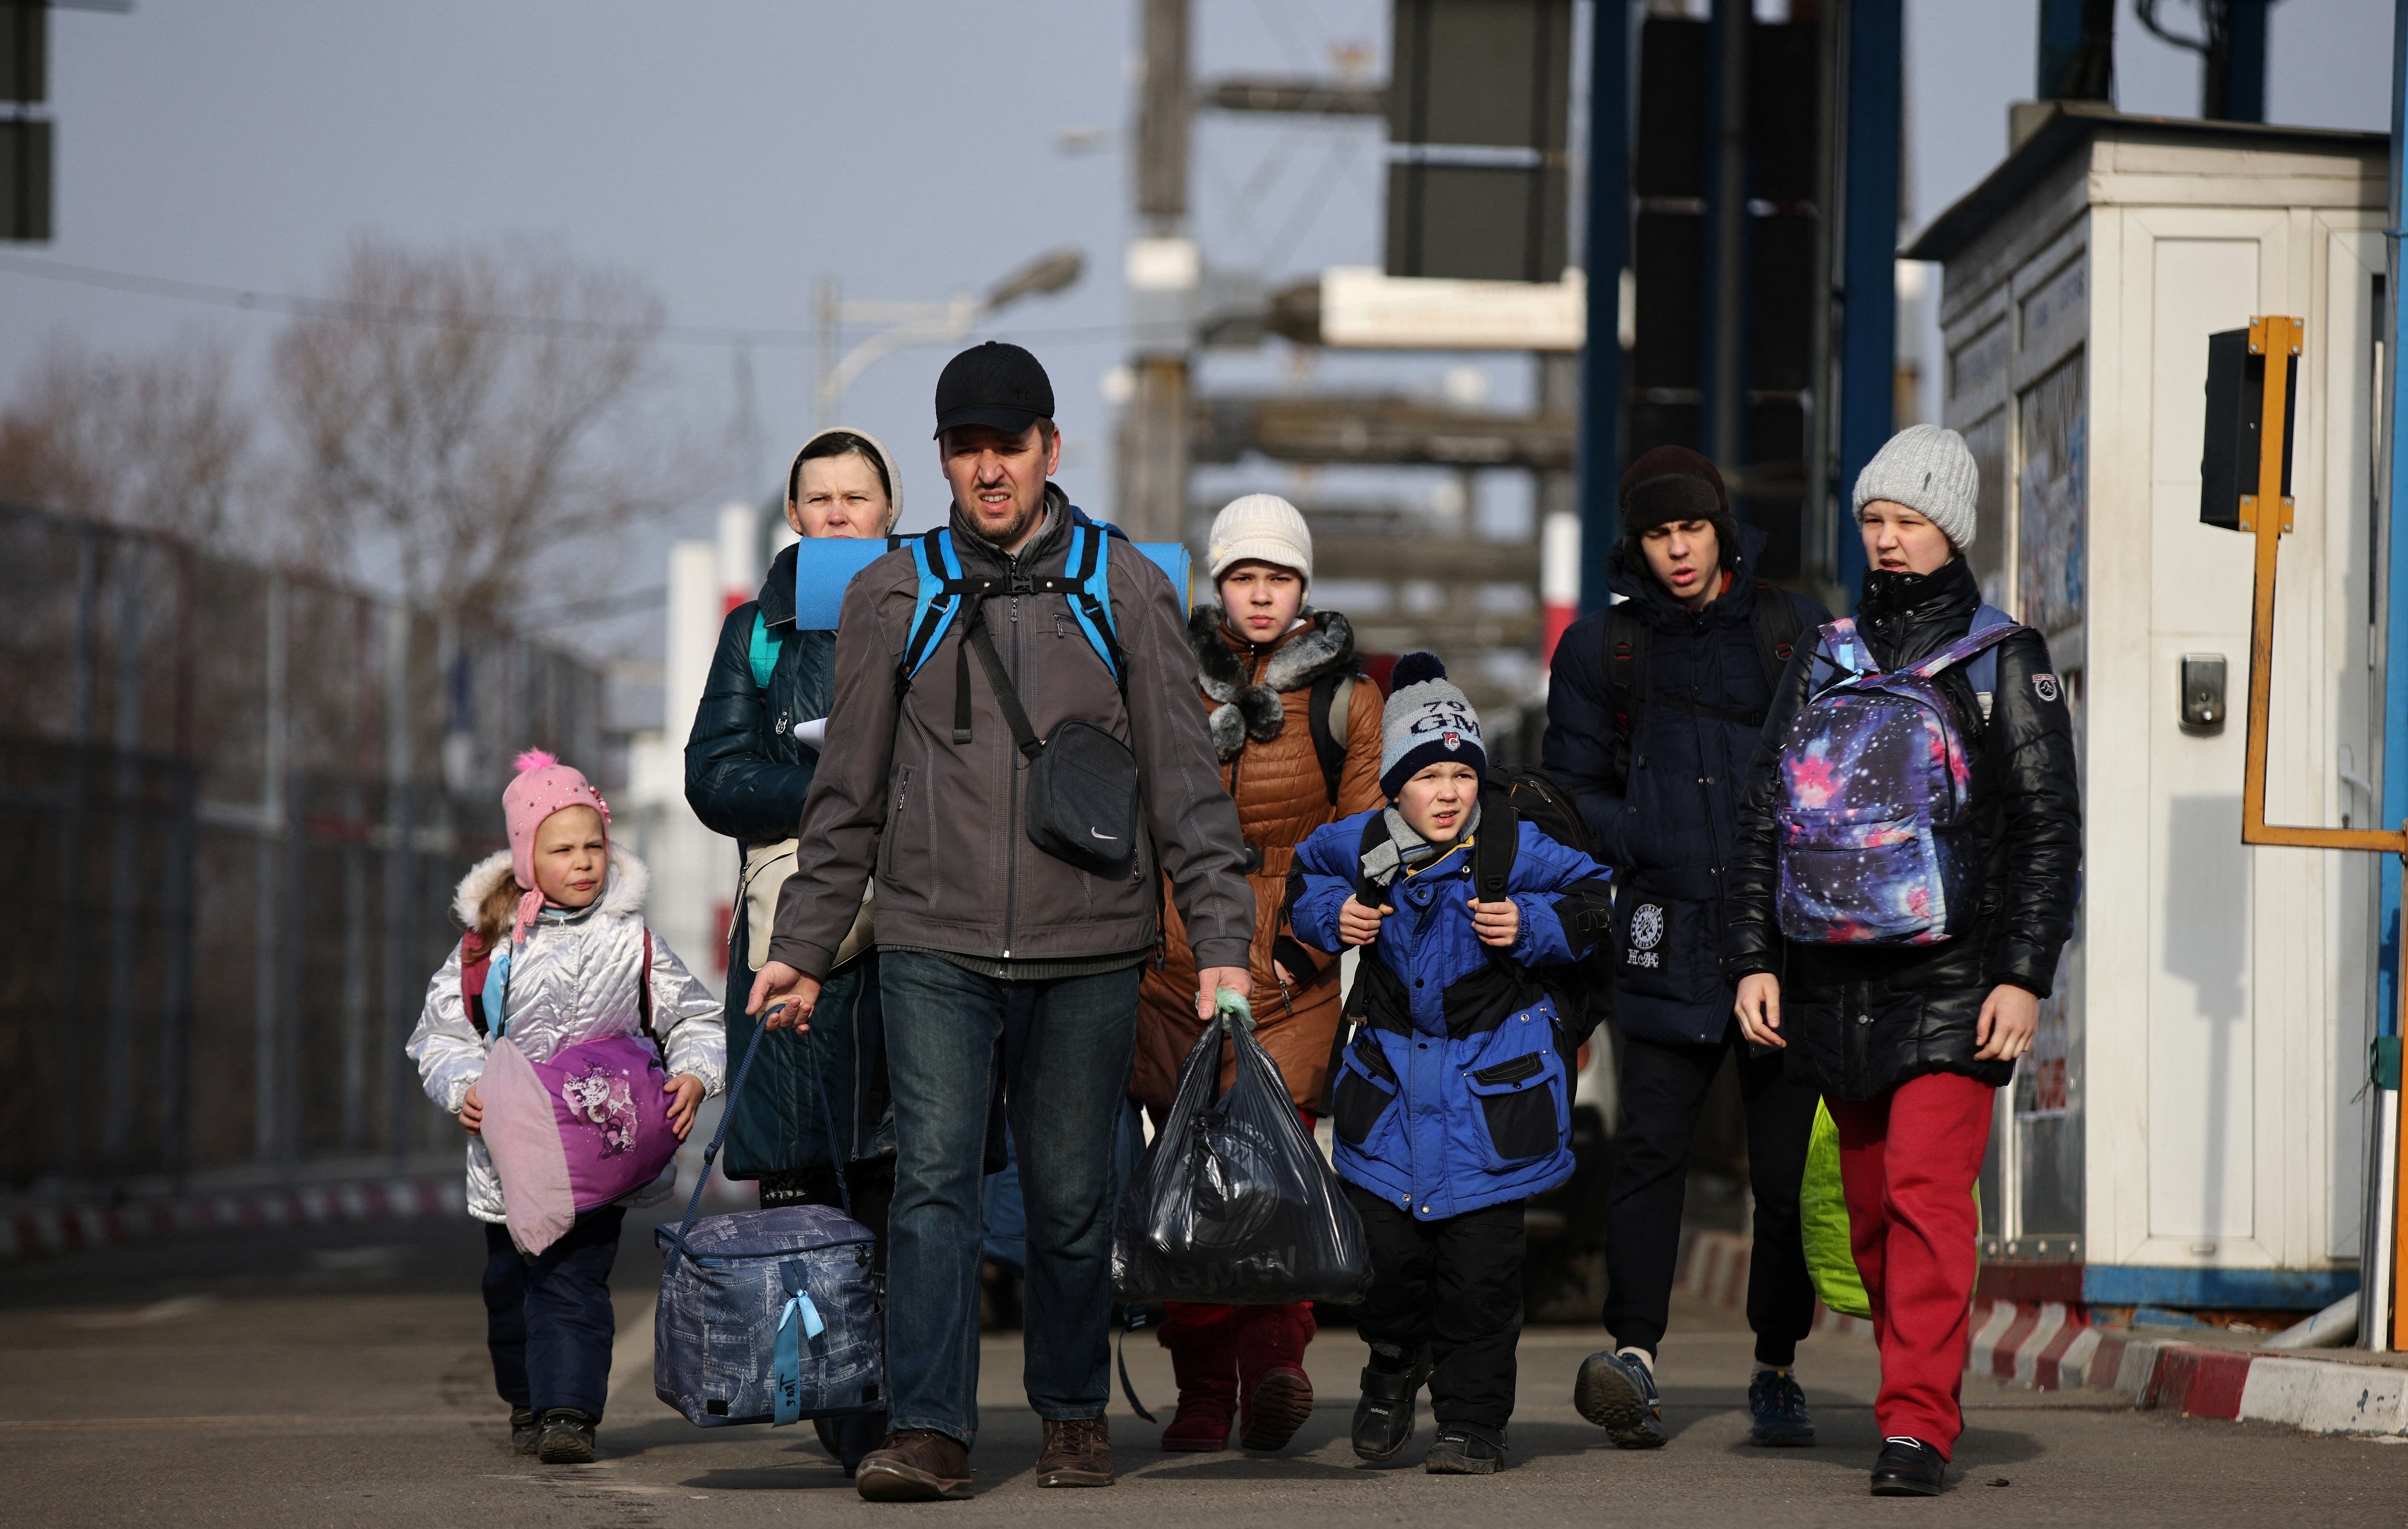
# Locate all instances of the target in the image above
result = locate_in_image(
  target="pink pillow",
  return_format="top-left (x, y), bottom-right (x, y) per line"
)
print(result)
top-left (480, 1035), bottom-right (681, 1256)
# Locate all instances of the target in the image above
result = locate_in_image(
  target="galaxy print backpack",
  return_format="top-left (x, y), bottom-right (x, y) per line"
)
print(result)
top-left (1773, 610), bottom-right (2022, 945)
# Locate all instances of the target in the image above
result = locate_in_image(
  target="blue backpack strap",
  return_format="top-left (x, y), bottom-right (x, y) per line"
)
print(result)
top-left (747, 608), bottom-right (781, 692)
top-left (1811, 617), bottom-right (1878, 687)
top-left (1060, 524), bottom-right (1128, 691)
top-left (897, 527), bottom-right (968, 692)
top-left (1964, 603), bottom-right (2014, 697)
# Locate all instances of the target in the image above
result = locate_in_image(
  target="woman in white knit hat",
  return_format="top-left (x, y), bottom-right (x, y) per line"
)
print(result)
top-left (1723, 423), bottom-right (2081, 1496)
top-left (1130, 492), bottom-right (1385, 1456)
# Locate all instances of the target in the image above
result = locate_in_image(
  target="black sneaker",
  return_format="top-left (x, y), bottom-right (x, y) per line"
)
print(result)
top-left (508, 1406), bottom-right (541, 1455)
top-left (1573, 1348), bottom-right (1667, 1448)
top-left (1351, 1354), bottom-right (1429, 1463)
top-left (1424, 1427), bottom-right (1503, 1475)
top-left (1747, 1368), bottom-right (1816, 1447)
top-left (537, 1408), bottom-right (598, 1464)
top-left (1870, 1435), bottom-right (1946, 1496)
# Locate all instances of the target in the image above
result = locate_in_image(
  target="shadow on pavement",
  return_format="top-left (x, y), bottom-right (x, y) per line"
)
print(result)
top-left (677, 1463), bottom-right (858, 1491)
top-left (1135, 1454), bottom-right (1377, 1483)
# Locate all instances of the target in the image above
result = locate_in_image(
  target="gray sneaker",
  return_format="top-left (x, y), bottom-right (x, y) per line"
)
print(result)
top-left (1574, 1349), bottom-right (1668, 1449)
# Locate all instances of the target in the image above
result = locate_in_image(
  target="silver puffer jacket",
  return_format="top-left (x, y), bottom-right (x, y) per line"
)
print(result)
top-left (407, 846), bottom-right (726, 1224)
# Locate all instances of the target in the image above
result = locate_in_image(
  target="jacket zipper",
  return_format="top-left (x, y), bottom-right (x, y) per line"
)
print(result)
top-left (886, 767), bottom-right (912, 880)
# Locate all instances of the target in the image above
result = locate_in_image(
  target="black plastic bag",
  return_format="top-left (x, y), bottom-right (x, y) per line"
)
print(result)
top-left (1111, 996), bottom-right (1370, 1305)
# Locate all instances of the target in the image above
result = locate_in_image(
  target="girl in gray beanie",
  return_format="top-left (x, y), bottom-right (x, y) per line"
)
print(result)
top-left (1852, 423), bottom-right (1977, 565)
top-left (1725, 419), bottom-right (2081, 1495)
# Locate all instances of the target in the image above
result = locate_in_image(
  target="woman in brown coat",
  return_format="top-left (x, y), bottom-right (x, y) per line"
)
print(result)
top-left (1134, 493), bottom-right (1384, 1454)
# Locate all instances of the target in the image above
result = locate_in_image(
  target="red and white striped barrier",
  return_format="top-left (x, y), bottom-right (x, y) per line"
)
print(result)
top-left (1966, 1296), bottom-right (2408, 1437)
top-left (0, 1177), bottom-right (463, 1265)
top-left (1672, 1226), bottom-right (1873, 1340)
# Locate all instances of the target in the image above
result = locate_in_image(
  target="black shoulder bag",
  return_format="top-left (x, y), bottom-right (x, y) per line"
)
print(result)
top-left (960, 597), bottom-right (1141, 877)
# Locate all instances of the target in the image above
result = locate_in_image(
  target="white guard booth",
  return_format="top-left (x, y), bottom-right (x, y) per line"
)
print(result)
top-left (1904, 102), bottom-right (2388, 1310)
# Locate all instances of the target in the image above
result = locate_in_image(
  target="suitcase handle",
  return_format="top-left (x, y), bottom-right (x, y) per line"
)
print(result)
top-left (660, 1015), bottom-right (772, 1271)
top-left (659, 994), bottom-right (858, 1271)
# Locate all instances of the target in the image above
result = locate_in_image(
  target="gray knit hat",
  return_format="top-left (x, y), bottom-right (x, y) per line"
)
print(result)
top-left (1380, 652), bottom-right (1486, 798)
top-left (1853, 423), bottom-right (1979, 551)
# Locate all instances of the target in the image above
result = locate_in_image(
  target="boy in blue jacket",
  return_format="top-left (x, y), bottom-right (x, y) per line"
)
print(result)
top-left (1288, 654), bottom-right (1613, 1474)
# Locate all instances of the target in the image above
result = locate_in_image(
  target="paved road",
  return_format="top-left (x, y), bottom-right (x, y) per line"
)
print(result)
top-left (3, 1211), bottom-right (2405, 1527)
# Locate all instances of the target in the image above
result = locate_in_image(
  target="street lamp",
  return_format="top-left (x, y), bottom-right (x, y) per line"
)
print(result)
top-left (814, 246), bottom-right (1084, 426)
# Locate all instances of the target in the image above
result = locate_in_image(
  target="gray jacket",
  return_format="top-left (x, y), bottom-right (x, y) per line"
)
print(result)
top-left (767, 492), bottom-right (1254, 978)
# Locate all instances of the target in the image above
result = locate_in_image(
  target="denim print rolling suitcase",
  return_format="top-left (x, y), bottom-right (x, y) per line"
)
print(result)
top-left (654, 1027), bottom-right (883, 1427)
top-left (655, 1204), bottom-right (882, 1426)
top-left (1773, 614), bottom-right (2023, 945)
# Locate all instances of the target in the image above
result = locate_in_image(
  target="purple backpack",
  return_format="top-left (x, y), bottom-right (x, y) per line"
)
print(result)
top-left (466, 929), bottom-right (682, 1256)
top-left (1773, 610), bottom-right (2022, 946)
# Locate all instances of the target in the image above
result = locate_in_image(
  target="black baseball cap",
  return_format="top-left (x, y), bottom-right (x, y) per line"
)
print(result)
top-left (933, 341), bottom-right (1055, 438)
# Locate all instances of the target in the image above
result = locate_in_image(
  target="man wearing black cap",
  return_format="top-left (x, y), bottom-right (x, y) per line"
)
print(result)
top-left (1540, 445), bottom-right (1833, 1453)
top-left (750, 342), bottom-right (1254, 1501)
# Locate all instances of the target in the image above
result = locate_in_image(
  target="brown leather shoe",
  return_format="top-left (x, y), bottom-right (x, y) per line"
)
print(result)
top-left (1035, 1416), bottom-right (1113, 1487)
top-left (855, 1428), bottom-right (973, 1502)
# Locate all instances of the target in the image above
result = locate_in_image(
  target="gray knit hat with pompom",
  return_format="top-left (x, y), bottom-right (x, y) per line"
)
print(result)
top-left (1380, 652), bottom-right (1486, 799)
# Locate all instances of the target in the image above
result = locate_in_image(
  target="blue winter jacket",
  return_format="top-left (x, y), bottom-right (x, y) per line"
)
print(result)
top-left (1542, 523), bottom-right (1831, 1044)
top-left (1289, 808), bottom-right (1613, 1220)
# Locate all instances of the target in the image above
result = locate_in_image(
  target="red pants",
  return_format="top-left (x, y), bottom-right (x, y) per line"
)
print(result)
top-left (1826, 1071), bottom-right (1994, 1457)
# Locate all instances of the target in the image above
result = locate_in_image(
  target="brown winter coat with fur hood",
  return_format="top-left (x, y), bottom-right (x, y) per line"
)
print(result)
top-left (1135, 607), bottom-right (1384, 1117)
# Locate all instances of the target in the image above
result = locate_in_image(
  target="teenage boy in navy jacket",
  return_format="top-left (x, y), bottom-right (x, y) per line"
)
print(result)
top-left (1542, 447), bottom-right (1831, 1450)
top-left (1289, 654), bottom-right (1612, 1476)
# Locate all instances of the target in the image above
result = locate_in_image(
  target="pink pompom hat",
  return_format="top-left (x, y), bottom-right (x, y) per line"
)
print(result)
top-left (501, 748), bottom-right (612, 946)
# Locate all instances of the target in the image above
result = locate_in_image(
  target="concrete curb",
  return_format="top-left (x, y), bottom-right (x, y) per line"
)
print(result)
top-left (1968, 1296), bottom-right (2408, 1436)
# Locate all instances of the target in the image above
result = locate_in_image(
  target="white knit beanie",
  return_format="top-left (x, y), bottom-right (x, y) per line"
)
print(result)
top-left (1853, 423), bottom-right (1979, 551)
top-left (1207, 493), bottom-right (1313, 584)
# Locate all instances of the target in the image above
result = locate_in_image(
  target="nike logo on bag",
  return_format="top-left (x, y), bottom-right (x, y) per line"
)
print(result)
top-left (1091, 829), bottom-right (1119, 840)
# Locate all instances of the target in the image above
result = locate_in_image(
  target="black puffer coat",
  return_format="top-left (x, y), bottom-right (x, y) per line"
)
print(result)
top-left (1543, 524), bottom-right (1830, 1044)
top-left (683, 541), bottom-right (876, 1182)
top-left (1722, 556), bottom-right (2081, 1100)
top-left (685, 541), bottom-right (835, 845)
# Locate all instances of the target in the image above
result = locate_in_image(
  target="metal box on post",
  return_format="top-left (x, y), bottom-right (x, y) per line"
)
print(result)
top-left (1904, 103), bottom-right (2389, 1310)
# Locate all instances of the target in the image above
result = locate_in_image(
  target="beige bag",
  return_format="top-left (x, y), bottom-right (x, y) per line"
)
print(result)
top-left (739, 838), bottom-right (875, 974)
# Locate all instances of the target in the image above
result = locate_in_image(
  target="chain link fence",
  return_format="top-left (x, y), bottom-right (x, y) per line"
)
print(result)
top-left (0, 501), bottom-right (605, 1195)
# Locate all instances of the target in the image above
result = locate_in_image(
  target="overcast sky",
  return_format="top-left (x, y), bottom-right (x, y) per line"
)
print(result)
top-left (3, 0), bottom-right (2394, 656)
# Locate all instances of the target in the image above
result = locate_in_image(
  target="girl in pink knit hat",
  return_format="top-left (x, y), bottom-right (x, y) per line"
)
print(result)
top-left (407, 749), bottom-right (726, 1465)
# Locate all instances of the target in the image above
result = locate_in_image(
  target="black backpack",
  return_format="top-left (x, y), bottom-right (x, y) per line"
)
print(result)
top-left (1474, 772), bottom-right (1615, 1045)
top-left (1327, 778), bottom-right (1614, 1039)
top-left (1304, 669), bottom-right (1360, 805)
top-left (1602, 582), bottom-right (1803, 792)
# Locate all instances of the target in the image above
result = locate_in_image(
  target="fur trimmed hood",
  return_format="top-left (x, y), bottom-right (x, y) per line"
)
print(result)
top-left (450, 845), bottom-right (652, 931)
top-left (1190, 606), bottom-right (1357, 762)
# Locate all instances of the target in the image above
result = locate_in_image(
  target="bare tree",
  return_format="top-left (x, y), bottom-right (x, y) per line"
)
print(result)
top-left (0, 333), bottom-right (254, 549)
top-left (273, 236), bottom-right (679, 616)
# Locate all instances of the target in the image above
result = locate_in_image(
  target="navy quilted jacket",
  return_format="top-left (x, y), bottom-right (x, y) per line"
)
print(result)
top-left (1542, 523), bottom-right (1831, 1045)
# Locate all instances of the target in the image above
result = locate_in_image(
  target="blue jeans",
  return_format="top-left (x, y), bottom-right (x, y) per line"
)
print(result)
top-left (878, 952), bottom-right (1142, 1446)
top-left (482, 1207), bottom-right (623, 1419)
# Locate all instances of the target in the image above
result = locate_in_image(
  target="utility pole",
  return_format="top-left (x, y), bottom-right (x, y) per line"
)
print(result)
top-left (1579, 0), bottom-right (1631, 616)
top-left (1117, 0), bottom-right (1194, 543)
top-left (1832, 0), bottom-right (1902, 602)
